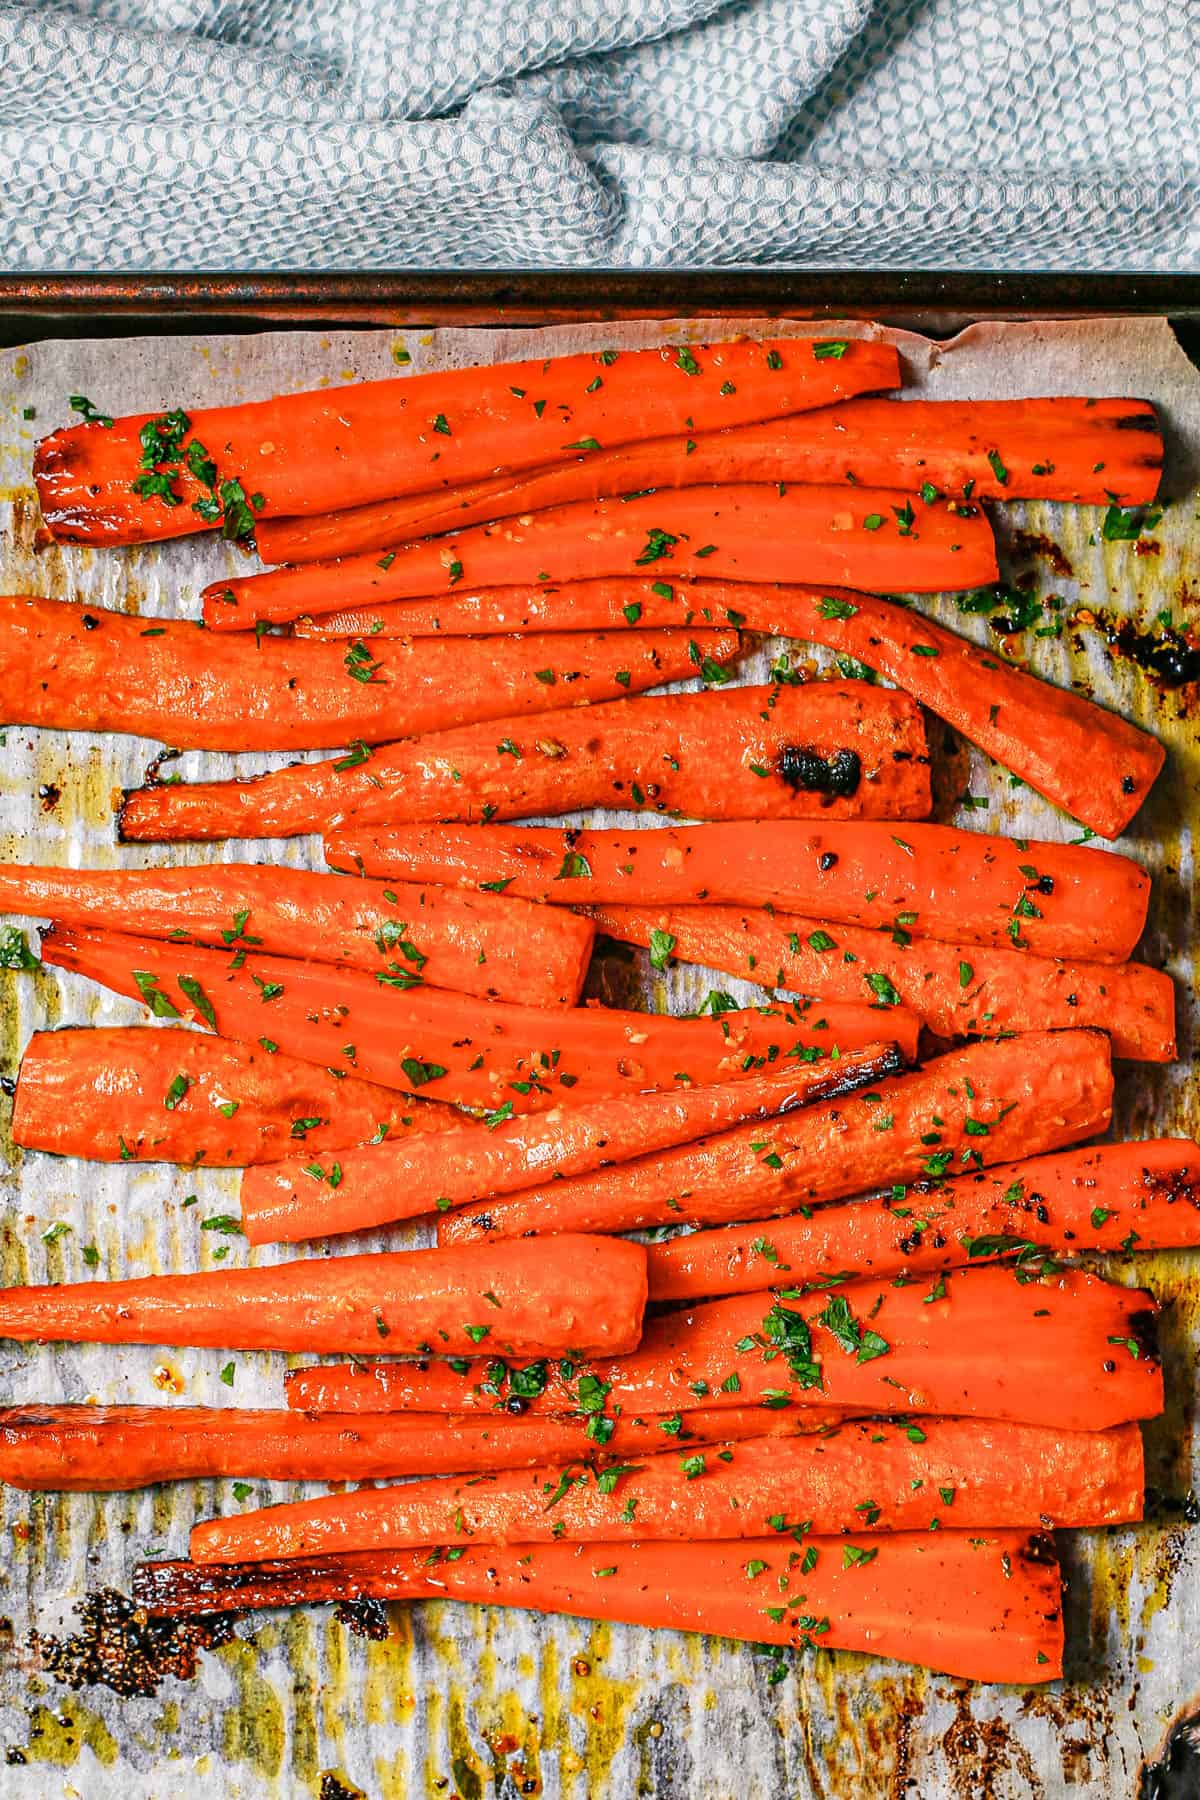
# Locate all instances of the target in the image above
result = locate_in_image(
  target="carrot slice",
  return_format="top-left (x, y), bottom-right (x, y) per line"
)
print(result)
top-left (133, 1530), bottom-right (1066, 1685)
top-left (647, 1137), bottom-right (1200, 1302)
top-left (0, 1401), bottom-right (840, 1491)
top-left (187, 1416), bottom-right (1142, 1565)
top-left (0, 595), bottom-right (726, 752)
top-left (288, 1263), bottom-right (1159, 1433)
top-left (116, 682), bottom-right (932, 843)
top-left (11, 1026), bottom-right (450, 1167)
top-left (35, 337), bottom-right (899, 546)
top-left (436, 1029), bottom-right (1112, 1244)
top-left (202, 485), bottom-right (998, 630)
top-left (260, 395), bottom-right (1161, 565)
top-left (323, 818), bottom-right (1150, 965)
top-left (0, 859), bottom-right (595, 1010)
top-left (239, 1046), bottom-right (907, 1246)
top-left (289, 577), bottom-right (746, 640)
top-left (36, 924), bottom-right (913, 1111)
top-left (0, 1233), bottom-right (647, 1359)
top-left (588, 901), bottom-right (1175, 1061)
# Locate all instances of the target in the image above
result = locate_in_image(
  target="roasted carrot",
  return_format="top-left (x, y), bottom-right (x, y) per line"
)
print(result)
top-left (436, 1029), bottom-right (1113, 1244)
top-left (289, 1264), bottom-right (1160, 1433)
top-left (290, 577), bottom-right (746, 640)
top-left (36, 338), bottom-right (899, 546)
top-left (11, 1026), bottom-right (450, 1168)
top-left (722, 583), bottom-right (1166, 839)
top-left (187, 1416), bottom-right (1142, 1566)
top-left (133, 1529), bottom-right (1066, 1684)
top-left (261, 396), bottom-right (1161, 565)
top-left (324, 819), bottom-right (1150, 964)
top-left (289, 572), bottom-right (1165, 836)
top-left (239, 1047), bottom-right (908, 1246)
top-left (117, 682), bottom-right (932, 843)
top-left (647, 1137), bottom-right (1200, 1302)
top-left (36, 924), bottom-right (911, 1111)
top-left (0, 596), bottom-right (727, 754)
top-left (0, 1401), bottom-right (842, 1491)
top-left (0, 859), bottom-right (595, 1010)
top-left (0, 1233), bottom-right (647, 1358)
top-left (201, 485), bottom-right (998, 631)
top-left (588, 902), bottom-right (1175, 1062)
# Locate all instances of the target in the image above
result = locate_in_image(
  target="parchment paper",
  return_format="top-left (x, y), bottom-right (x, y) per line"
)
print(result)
top-left (0, 316), bottom-right (1198, 1800)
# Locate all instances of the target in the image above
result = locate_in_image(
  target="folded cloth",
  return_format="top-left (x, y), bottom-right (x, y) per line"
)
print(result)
top-left (1, 0), bottom-right (1197, 268)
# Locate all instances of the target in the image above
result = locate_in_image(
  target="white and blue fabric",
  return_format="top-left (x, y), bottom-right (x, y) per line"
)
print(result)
top-left (1, 0), bottom-right (1197, 268)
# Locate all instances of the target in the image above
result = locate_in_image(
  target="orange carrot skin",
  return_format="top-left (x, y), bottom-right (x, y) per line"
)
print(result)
top-left (589, 901), bottom-right (1176, 1062)
top-left (437, 1030), bottom-right (1114, 1244)
top-left (202, 485), bottom-right (998, 630)
top-left (735, 584), bottom-right (1166, 840)
top-left (0, 596), bottom-right (726, 752)
top-left (240, 1046), bottom-right (907, 1246)
top-left (334, 1264), bottom-right (1161, 1433)
top-left (0, 1232), bottom-right (647, 1358)
top-left (324, 818), bottom-right (1150, 964)
top-left (118, 682), bottom-right (931, 844)
top-left (0, 1402), bottom-right (835, 1491)
top-left (37, 924), bottom-right (908, 1112)
top-left (188, 1416), bottom-right (1142, 1565)
top-left (261, 395), bottom-right (1161, 565)
top-left (133, 1528), bottom-right (1065, 1684)
top-left (36, 338), bottom-right (899, 546)
top-left (288, 576), bottom-right (725, 640)
top-left (0, 860), bottom-right (594, 1011)
top-left (11, 1026), bottom-right (449, 1167)
top-left (648, 1137), bottom-right (1200, 1302)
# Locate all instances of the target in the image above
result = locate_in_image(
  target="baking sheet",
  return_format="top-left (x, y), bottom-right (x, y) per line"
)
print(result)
top-left (0, 315), bottom-right (1198, 1799)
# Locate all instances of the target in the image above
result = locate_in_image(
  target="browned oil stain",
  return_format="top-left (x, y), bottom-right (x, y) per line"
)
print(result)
top-left (1010, 529), bottom-right (1075, 580)
top-left (942, 1685), bottom-right (1045, 1800)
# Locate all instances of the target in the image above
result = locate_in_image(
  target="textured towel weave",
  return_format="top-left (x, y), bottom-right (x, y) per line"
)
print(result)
top-left (2, 0), bottom-right (1198, 268)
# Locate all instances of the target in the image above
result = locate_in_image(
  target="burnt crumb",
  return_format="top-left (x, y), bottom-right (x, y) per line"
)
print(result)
top-left (29, 1588), bottom-right (236, 1697)
top-left (80, 613), bottom-right (100, 631)
top-left (37, 783), bottom-right (61, 813)
top-left (333, 1596), bottom-right (390, 1640)
top-left (321, 1777), bottom-right (367, 1800)
top-left (777, 746), bottom-right (861, 799)
top-left (818, 852), bottom-right (837, 871)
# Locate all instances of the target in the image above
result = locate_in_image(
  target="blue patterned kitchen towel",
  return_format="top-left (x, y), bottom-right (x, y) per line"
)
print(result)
top-left (1, 0), bottom-right (1197, 269)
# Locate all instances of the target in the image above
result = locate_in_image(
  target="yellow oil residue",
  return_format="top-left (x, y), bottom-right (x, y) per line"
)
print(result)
top-left (151, 1361), bottom-right (186, 1395)
top-left (361, 1605), bottom-right (416, 1729)
top-left (280, 1611), bottom-right (319, 1788)
top-left (19, 1699), bottom-right (118, 1768)
top-left (217, 1635), bottom-right (286, 1781)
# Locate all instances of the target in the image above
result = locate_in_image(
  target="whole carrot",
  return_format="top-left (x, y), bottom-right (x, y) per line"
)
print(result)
top-left (0, 1233), bottom-right (647, 1359)
top-left (0, 596), bottom-right (725, 752)
top-left (588, 901), bottom-right (1175, 1062)
top-left (324, 818), bottom-right (1150, 964)
top-left (36, 337), bottom-right (899, 546)
top-left (647, 1137), bottom-right (1200, 1302)
top-left (0, 1401), bottom-right (837, 1491)
top-left (117, 682), bottom-right (932, 843)
top-left (725, 584), bottom-right (1165, 840)
top-left (202, 485), bottom-right (998, 630)
top-left (0, 859), bottom-right (595, 1010)
top-left (261, 395), bottom-right (1161, 565)
top-left (289, 1264), bottom-right (1160, 1433)
top-left (436, 1029), bottom-right (1113, 1244)
top-left (187, 1416), bottom-right (1143, 1565)
top-left (239, 1046), bottom-right (908, 1246)
top-left (133, 1530), bottom-right (1066, 1685)
top-left (12, 1026), bottom-right (450, 1167)
top-left (36, 924), bottom-right (911, 1111)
